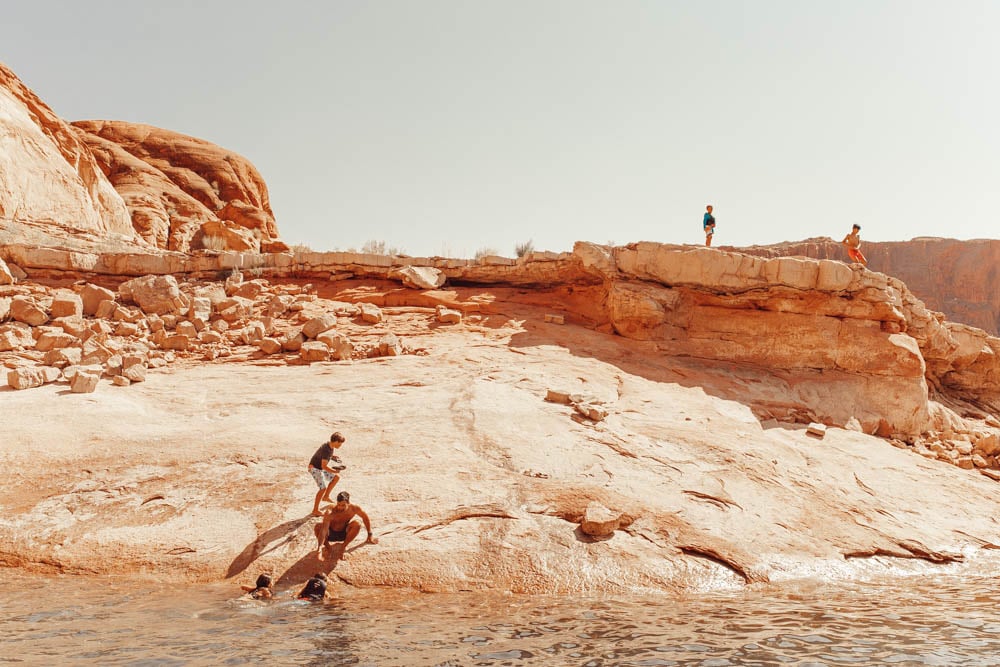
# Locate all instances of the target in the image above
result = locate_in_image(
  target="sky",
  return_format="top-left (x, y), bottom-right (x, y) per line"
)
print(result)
top-left (3, 1), bottom-right (998, 257)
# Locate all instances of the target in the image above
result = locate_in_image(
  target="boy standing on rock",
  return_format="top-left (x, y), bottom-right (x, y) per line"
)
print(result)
top-left (308, 432), bottom-right (347, 516)
top-left (841, 223), bottom-right (868, 266)
top-left (703, 205), bottom-right (716, 247)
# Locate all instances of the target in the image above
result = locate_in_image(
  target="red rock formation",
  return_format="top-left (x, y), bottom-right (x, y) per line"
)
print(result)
top-left (0, 62), bottom-right (134, 246)
top-left (73, 120), bottom-right (286, 253)
top-left (729, 237), bottom-right (1000, 336)
top-left (0, 60), bottom-right (286, 255)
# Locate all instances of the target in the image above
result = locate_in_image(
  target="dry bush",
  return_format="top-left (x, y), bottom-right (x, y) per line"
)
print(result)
top-left (202, 235), bottom-right (228, 251)
top-left (474, 247), bottom-right (499, 260)
top-left (514, 239), bottom-right (534, 258)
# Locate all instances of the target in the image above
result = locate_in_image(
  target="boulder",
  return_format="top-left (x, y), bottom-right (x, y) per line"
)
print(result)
top-left (359, 302), bottom-right (383, 324)
top-left (80, 283), bottom-right (116, 316)
top-left (281, 331), bottom-right (304, 352)
top-left (121, 355), bottom-right (147, 383)
top-left (580, 502), bottom-right (621, 538)
top-left (389, 265), bottom-right (446, 290)
top-left (43, 347), bottom-right (82, 368)
top-left (70, 371), bottom-right (100, 393)
top-left (7, 366), bottom-right (61, 390)
top-left (257, 337), bottom-right (282, 355)
top-left (50, 291), bottom-right (83, 318)
top-left (317, 330), bottom-right (354, 360)
top-left (435, 305), bottom-right (462, 324)
top-left (300, 341), bottom-right (330, 362)
top-left (376, 333), bottom-right (402, 357)
top-left (302, 314), bottom-right (337, 339)
top-left (119, 275), bottom-right (184, 315)
top-left (160, 334), bottom-right (191, 351)
top-left (34, 330), bottom-right (77, 352)
top-left (10, 297), bottom-right (49, 326)
top-left (0, 323), bottom-right (35, 351)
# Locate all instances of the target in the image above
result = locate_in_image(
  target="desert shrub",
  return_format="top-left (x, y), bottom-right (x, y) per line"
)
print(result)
top-left (202, 235), bottom-right (227, 251)
top-left (474, 247), bottom-right (499, 260)
top-left (514, 239), bottom-right (534, 258)
top-left (360, 239), bottom-right (403, 256)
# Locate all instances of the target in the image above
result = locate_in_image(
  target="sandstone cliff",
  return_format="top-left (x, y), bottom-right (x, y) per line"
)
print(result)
top-left (4, 243), bottom-right (1000, 595)
top-left (0, 62), bottom-right (284, 255)
top-left (730, 237), bottom-right (1000, 337)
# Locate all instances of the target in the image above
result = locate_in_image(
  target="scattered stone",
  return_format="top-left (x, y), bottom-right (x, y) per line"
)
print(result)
top-left (389, 265), bottom-right (446, 290)
top-left (7, 365), bottom-right (60, 390)
top-left (806, 423), bottom-right (827, 438)
top-left (377, 333), bottom-right (402, 357)
top-left (359, 302), bottom-right (383, 324)
top-left (302, 314), bottom-right (338, 339)
top-left (317, 330), bottom-right (353, 360)
top-left (10, 297), bottom-right (48, 326)
top-left (580, 502), bottom-right (621, 537)
top-left (118, 274), bottom-right (185, 315)
top-left (545, 389), bottom-right (573, 405)
top-left (160, 334), bottom-right (191, 351)
top-left (70, 371), bottom-right (100, 393)
top-left (80, 283), bottom-right (115, 316)
top-left (112, 375), bottom-right (132, 387)
top-left (300, 341), bottom-right (330, 362)
top-left (281, 331), bottom-right (304, 352)
top-left (544, 313), bottom-right (565, 325)
top-left (575, 402), bottom-right (609, 422)
top-left (257, 337), bottom-right (282, 355)
top-left (435, 305), bottom-right (462, 324)
top-left (50, 291), bottom-right (83, 318)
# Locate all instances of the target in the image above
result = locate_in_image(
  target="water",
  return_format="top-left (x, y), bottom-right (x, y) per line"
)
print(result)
top-left (4, 573), bottom-right (1000, 666)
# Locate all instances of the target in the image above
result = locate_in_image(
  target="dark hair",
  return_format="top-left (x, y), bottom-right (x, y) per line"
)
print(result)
top-left (336, 491), bottom-right (350, 502)
top-left (330, 432), bottom-right (345, 443)
top-left (853, 224), bottom-right (861, 231)
top-left (255, 573), bottom-right (272, 589)
top-left (314, 572), bottom-right (327, 581)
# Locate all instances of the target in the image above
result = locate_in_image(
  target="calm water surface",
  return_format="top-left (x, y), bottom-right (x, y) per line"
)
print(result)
top-left (4, 573), bottom-right (1000, 666)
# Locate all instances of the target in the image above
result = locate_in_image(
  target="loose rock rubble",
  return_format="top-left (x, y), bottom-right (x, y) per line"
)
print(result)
top-left (0, 272), bottom-right (415, 394)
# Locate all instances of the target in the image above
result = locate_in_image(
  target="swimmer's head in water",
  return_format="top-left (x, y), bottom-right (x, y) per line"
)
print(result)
top-left (255, 574), bottom-right (272, 589)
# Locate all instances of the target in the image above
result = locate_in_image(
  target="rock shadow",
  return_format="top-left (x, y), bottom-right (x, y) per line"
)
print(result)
top-left (226, 516), bottom-right (312, 579)
top-left (275, 542), bottom-right (347, 590)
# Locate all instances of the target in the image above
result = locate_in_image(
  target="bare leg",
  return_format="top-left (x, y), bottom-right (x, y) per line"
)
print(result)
top-left (705, 234), bottom-right (712, 247)
top-left (314, 522), bottom-right (330, 561)
top-left (320, 474), bottom-right (340, 504)
top-left (338, 521), bottom-right (363, 560)
top-left (311, 487), bottom-right (325, 516)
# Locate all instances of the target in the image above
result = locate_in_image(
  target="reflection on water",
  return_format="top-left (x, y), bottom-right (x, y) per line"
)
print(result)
top-left (3, 573), bottom-right (1000, 666)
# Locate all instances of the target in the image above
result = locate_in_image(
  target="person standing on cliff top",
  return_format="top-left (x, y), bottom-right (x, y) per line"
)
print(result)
top-left (308, 432), bottom-right (347, 516)
top-left (314, 491), bottom-right (378, 562)
top-left (841, 223), bottom-right (868, 266)
top-left (703, 205), bottom-right (716, 247)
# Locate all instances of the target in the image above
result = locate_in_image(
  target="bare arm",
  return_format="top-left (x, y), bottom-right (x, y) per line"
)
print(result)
top-left (356, 507), bottom-right (378, 544)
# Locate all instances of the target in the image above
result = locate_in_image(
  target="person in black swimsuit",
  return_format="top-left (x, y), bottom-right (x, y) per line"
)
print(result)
top-left (314, 491), bottom-right (378, 562)
top-left (297, 572), bottom-right (328, 601)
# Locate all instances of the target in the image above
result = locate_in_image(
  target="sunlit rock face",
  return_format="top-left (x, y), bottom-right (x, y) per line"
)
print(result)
top-left (0, 60), bottom-right (285, 255)
top-left (72, 120), bottom-right (283, 253)
top-left (732, 237), bottom-right (1000, 336)
top-left (0, 62), bottom-right (134, 247)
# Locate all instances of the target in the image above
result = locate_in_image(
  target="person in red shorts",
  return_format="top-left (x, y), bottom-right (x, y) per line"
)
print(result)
top-left (841, 223), bottom-right (868, 266)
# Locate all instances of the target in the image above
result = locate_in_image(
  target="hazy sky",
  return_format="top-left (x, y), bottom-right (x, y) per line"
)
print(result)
top-left (4, 1), bottom-right (997, 256)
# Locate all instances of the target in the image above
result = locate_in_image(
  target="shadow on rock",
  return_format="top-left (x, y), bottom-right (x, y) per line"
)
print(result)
top-left (226, 516), bottom-right (313, 579)
top-left (275, 543), bottom-right (347, 590)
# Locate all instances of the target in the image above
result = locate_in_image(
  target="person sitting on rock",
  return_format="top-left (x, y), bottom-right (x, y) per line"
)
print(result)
top-left (297, 572), bottom-right (329, 601)
top-left (308, 432), bottom-right (347, 516)
top-left (314, 491), bottom-right (378, 562)
top-left (241, 573), bottom-right (273, 600)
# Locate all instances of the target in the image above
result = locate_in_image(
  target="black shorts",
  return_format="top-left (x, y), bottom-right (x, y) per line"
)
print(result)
top-left (326, 528), bottom-right (347, 543)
